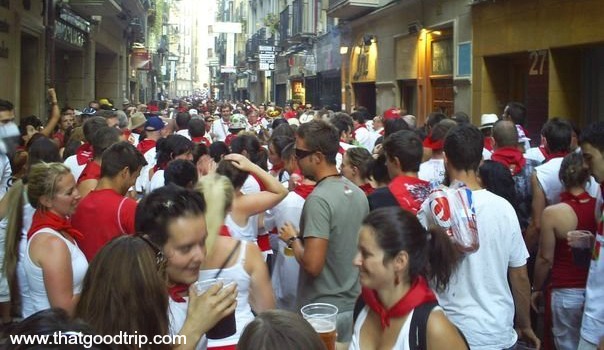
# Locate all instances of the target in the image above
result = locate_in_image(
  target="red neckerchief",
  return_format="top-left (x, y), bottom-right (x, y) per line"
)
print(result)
top-left (339, 141), bottom-right (347, 155)
top-left (225, 134), bottom-right (237, 146)
top-left (75, 143), bottom-right (93, 166)
top-left (270, 163), bottom-right (284, 176)
top-left (192, 136), bottom-right (211, 147)
top-left (491, 147), bottom-right (526, 176)
top-left (538, 145), bottom-right (548, 159)
top-left (379, 129), bottom-right (385, 136)
top-left (559, 191), bottom-right (593, 204)
top-left (484, 137), bottom-right (495, 152)
top-left (27, 210), bottom-right (83, 240)
top-left (137, 139), bottom-right (156, 155)
top-left (77, 160), bottom-right (101, 184)
top-left (293, 183), bottom-right (315, 199)
top-left (168, 284), bottom-right (189, 303)
top-left (352, 123), bottom-right (366, 139)
top-left (251, 173), bottom-right (267, 191)
top-left (362, 276), bottom-right (437, 329)
top-left (220, 225), bottom-right (231, 237)
top-left (359, 183), bottom-right (374, 196)
top-left (544, 150), bottom-right (569, 163)
top-left (152, 164), bottom-right (165, 173)
top-left (388, 175), bottom-right (430, 215)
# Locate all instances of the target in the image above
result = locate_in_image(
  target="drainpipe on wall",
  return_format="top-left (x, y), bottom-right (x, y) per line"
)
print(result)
top-left (44, 0), bottom-right (56, 89)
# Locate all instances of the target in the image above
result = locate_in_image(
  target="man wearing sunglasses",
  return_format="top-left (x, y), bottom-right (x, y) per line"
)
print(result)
top-left (278, 119), bottom-right (369, 344)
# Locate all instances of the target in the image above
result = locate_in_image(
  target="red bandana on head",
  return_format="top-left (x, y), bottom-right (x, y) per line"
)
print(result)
top-left (27, 210), bottom-right (83, 240)
top-left (362, 276), bottom-right (437, 329)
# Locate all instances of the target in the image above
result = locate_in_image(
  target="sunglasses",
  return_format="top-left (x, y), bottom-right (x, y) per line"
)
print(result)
top-left (295, 148), bottom-right (316, 160)
top-left (138, 234), bottom-right (167, 269)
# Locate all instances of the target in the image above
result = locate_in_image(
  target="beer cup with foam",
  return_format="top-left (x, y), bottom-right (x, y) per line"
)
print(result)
top-left (301, 303), bottom-right (338, 350)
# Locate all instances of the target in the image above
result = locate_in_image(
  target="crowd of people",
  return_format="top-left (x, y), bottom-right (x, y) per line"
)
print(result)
top-left (0, 90), bottom-right (602, 350)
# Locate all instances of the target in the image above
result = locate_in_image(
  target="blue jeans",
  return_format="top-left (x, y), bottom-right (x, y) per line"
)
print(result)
top-left (551, 288), bottom-right (585, 350)
top-left (577, 337), bottom-right (597, 350)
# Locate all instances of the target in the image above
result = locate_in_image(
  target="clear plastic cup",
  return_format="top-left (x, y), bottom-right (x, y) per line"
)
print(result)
top-left (301, 303), bottom-right (338, 350)
top-left (194, 278), bottom-right (237, 340)
top-left (567, 230), bottom-right (594, 268)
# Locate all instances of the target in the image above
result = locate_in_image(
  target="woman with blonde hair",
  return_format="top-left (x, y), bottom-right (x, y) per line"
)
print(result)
top-left (196, 173), bottom-right (275, 349)
top-left (22, 162), bottom-right (86, 317)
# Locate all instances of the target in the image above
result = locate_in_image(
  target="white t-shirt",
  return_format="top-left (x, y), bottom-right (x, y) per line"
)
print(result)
top-left (535, 157), bottom-right (600, 205)
top-left (175, 129), bottom-right (191, 140)
top-left (482, 148), bottom-right (492, 161)
top-left (581, 186), bottom-right (604, 344)
top-left (418, 158), bottom-right (445, 187)
top-left (211, 118), bottom-right (230, 142)
top-left (64, 155), bottom-right (86, 185)
top-left (135, 147), bottom-right (157, 193)
top-left (336, 142), bottom-right (355, 172)
top-left (264, 191), bottom-right (305, 311)
top-left (147, 169), bottom-right (165, 194)
top-left (0, 154), bottom-right (11, 199)
top-left (524, 147), bottom-right (546, 164)
top-left (418, 189), bottom-right (529, 350)
top-left (354, 126), bottom-right (374, 151)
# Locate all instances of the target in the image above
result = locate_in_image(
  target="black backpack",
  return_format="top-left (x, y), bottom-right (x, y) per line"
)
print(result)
top-left (353, 297), bottom-right (468, 350)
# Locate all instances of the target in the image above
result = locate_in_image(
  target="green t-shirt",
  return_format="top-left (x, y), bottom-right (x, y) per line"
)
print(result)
top-left (298, 176), bottom-right (369, 312)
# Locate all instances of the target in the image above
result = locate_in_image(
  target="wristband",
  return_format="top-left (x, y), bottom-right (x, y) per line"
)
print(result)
top-left (286, 236), bottom-right (299, 248)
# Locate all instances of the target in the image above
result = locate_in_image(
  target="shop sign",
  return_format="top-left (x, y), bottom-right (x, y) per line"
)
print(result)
top-left (131, 51), bottom-right (152, 70)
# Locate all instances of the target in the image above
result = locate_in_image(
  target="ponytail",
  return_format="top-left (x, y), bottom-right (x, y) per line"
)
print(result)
top-left (196, 174), bottom-right (234, 253)
top-left (425, 226), bottom-right (460, 292)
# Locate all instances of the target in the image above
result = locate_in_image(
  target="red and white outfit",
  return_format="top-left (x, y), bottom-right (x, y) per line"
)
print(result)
top-left (64, 143), bottom-right (93, 182)
top-left (211, 118), bottom-right (230, 142)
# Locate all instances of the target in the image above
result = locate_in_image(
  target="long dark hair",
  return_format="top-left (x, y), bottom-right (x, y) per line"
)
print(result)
top-left (479, 160), bottom-right (519, 209)
top-left (363, 207), bottom-right (459, 291)
top-left (230, 134), bottom-right (268, 171)
top-left (76, 236), bottom-right (170, 349)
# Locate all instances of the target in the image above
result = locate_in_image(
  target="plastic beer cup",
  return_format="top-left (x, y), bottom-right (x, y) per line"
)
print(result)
top-left (194, 278), bottom-right (237, 339)
top-left (567, 230), bottom-right (594, 268)
top-left (301, 303), bottom-right (338, 350)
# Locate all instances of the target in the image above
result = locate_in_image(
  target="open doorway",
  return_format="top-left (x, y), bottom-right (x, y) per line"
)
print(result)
top-left (20, 32), bottom-right (41, 118)
top-left (353, 82), bottom-right (376, 116)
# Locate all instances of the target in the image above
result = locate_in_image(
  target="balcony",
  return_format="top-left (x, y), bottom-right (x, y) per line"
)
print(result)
top-left (327, 0), bottom-right (380, 20)
top-left (292, 0), bottom-right (303, 36)
top-left (69, 0), bottom-right (122, 17)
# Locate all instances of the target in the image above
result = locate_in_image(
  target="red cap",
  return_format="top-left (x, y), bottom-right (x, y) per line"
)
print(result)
top-left (383, 108), bottom-right (400, 120)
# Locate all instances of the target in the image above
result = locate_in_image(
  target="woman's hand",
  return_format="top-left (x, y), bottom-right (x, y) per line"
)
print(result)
top-left (186, 282), bottom-right (237, 334)
top-left (278, 222), bottom-right (298, 243)
top-left (224, 153), bottom-right (255, 172)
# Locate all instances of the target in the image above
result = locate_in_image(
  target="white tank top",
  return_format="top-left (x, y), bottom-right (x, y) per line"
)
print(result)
top-left (22, 228), bottom-right (88, 318)
top-left (224, 213), bottom-right (258, 242)
top-left (349, 305), bottom-right (443, 350)
top-left (198, 241), bottom-right (254, 347)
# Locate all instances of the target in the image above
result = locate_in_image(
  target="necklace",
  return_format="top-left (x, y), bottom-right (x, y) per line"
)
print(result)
top-left (316, 173), bottom-right (341, 186)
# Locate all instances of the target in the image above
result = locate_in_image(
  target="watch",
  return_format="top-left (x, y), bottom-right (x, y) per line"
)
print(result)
top-left (286, 236), bottom-right (299, 248)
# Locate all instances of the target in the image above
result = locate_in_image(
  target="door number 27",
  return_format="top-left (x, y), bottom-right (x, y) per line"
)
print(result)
top-left (529, 50), bottom-right (547, 76)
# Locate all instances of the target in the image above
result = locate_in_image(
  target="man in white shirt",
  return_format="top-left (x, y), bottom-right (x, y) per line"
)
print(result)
top-left (210, 104), bottom-right (232, 142)
top-left (418, 124), bottom-right (540, 350)
top-left (577, 122), bottom-right (604, 350)
top-left (350, 111), bottom-right (373, 151)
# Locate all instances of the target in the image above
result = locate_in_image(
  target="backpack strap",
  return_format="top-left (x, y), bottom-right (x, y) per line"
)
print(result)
top-left (352, 295), bottom-right (365, 324)
top-left (409, 301), bottom-right (470, 350)
top-left (409, 301), bottom-right (438, 350)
